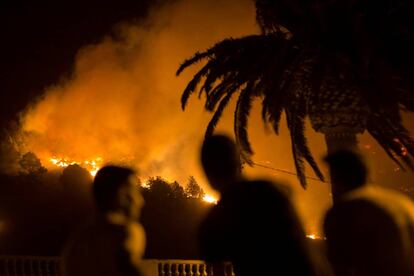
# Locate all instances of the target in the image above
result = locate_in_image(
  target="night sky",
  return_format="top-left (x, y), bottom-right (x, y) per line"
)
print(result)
top-left (0, 0), bottom-right (151, 130)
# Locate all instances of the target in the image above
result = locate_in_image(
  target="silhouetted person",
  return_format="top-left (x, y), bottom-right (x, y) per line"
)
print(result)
top-left (62, 166), bottom-right (145, 276)
top-left (199, 134), bottom-right (326, 276)
top-left (324, 150), bottom-right (414, 276)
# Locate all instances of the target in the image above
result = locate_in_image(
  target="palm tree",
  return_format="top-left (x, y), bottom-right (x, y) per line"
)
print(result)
top-left (177, 0), bottom-right (414, 191)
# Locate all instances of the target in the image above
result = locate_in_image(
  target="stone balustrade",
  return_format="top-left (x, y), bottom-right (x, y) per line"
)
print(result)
top-left (0, 256), bottom-right (235, 276)
top-left (0, 256), bottom-right (61, 276)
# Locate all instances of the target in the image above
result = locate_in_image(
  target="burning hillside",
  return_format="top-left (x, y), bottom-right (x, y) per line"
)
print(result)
top-left (49, 157), bottom-right (103, 176)
top-left (12, 0), bottom-right (258, 186)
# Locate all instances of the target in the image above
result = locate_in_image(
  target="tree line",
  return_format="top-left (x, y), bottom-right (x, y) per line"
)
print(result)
top-left (0, 152), bottom-right (212, 258)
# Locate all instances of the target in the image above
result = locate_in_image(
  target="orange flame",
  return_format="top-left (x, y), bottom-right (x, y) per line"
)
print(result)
top-left (306, 234), bottom-right (325, 240)
top-left (202, 194), bottom-right (218, 204)
top-left (49, 157), bottom-right (103, 177)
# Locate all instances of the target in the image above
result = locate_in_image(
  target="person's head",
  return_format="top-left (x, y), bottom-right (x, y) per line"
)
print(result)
top-left (201, 134), bottom-right (241, 194)
top-left (324, 150), bottom-right (368, 198)
top-left (93, 166), bottom-right (143, 220)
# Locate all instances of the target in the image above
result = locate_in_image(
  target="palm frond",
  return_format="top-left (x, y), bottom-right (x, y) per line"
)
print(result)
top-left (177, 51), bottom-right (213, 76)
top-left (205, 93), bottom-right (234, 138)
top-left (180, 35), bottom-right (288, 110)
top-left (234, 83), bottom-right (255, 165)
top-left (261, 47), bottom-right (303, 134)
top-left (180, 33), bottom-right (298, 119)
top-left (292, 125), bottom-right (325, 183)
top-left (198, 57), bottom-right (232, 97)
top-left (368, 128), bottom-right (407, 171)
top-left (286, 111), bottom-right (307, 188)
top-left (367, 114), bottom-right (414, 170)
top-left (180, 63), bottom-right (211, 110)
top-left (177, 0), bottom-right (414, 190)
top-left (205, 76), bottom-right (241, 111)
top-left (286, 100), bottom-right (325, 189)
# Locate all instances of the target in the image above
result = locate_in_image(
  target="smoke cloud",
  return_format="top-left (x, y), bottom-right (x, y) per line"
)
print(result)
top-left (17, 0), bottom-right (257, 182)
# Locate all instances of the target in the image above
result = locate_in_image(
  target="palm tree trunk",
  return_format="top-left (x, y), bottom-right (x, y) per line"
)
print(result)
top-left (324, 133), bottom-right (358, 203)
top-left (325, 133), bottom-right (358, 154)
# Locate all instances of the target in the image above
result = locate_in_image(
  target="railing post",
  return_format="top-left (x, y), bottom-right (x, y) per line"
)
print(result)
top-left (29, 259), bottom-right (34, 276)
top-left (158, 263), bottom-right (165, 276)
top-left (224, 263), bottom-right (234, 276)
top-left (165, 263), bottom-right (172, 276)
top-left (178, 263), bottom-right (184, 276)
top-left (172, 263), bottom-right (178, 276)
top-left (37, 258), bottom-right (43, 276)
top-left (184, 263), bottom-right (190, 276)
top-left (5, 258), bottom-right (10, 276)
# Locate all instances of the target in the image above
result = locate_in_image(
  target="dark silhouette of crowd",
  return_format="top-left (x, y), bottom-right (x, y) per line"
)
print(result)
top-left (58, 134), bottom-right (414, 276)
top-left (198, 135), bottom-right (329, 276)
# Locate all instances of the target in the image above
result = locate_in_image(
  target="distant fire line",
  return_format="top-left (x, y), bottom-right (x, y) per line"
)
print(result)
top-left (306, 234), bottom-right (326, 240)
top-left (49, 157), bottom-right (103, 176)
top-left (50, 160), bottom-right (219, 205)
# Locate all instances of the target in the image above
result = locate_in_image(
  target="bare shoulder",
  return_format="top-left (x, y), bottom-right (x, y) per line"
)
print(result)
top-left (124, 222), bottom-right (146, 259)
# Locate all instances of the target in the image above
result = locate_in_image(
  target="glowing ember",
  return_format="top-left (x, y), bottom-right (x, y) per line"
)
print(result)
top-left (306, 234), bottom-right (325, 240)
top-left (141, 181), bottom-right (151, 189)
top-left (202, 194), bottom-right (218, 204)
top-left (89, 168), bottom-right (99, 177)
top-left (49, 157), bottom-right (103, 177)
top-left (393, 138), bottom-right (408, 156)
top-left (363, 144), bottom-right (372, 149)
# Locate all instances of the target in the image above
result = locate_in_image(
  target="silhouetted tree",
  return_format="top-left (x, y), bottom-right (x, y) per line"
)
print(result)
top-left (141, 176), bottom-right (211, 259)
top-left (171, 181), bottom-right (186, 199)
top-left (59, 164), bottom-right (94, 226)
top-left (18, 152), bottom-right (47, 176)
top-left (145, 176), bottom-right (173, 199)
top-left (0, 169), bottom-right (68, 255)
top-left (177, 0), bottom-right (414, 188)
top-left (0, 171), bottom-right (211, 258)
top-left (185, 176), bottom-right (205, 199)
top-left (60, 164), bottom-right (92, 191)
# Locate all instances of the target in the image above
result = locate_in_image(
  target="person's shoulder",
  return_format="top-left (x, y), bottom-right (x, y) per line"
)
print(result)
top-left (234, 179), bottom-right (296, 214)
top-left (126, 222), bottom-right (145, 246)
top-left (324, 189), bottom-right (397, 232)
top-left (343, 186), bottom-right (414, 214)
top-left (326, 195), bottom-right (378, 220)
top-left (124, 222), bottom-right (146, 260)
top-left (345, 185), bottom-right (404, 202)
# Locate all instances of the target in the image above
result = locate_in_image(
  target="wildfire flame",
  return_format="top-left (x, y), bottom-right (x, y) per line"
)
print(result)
top-left (139, 180), bottom-right (218, 204)
top-left (306, 234), bottom-right (326, 240)
top-left (49, 157), bottom-right (103, 177)
top-left (140, 181), bottom-right (151, 189)
top-left (202, 194), bottom-right (218, 204)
